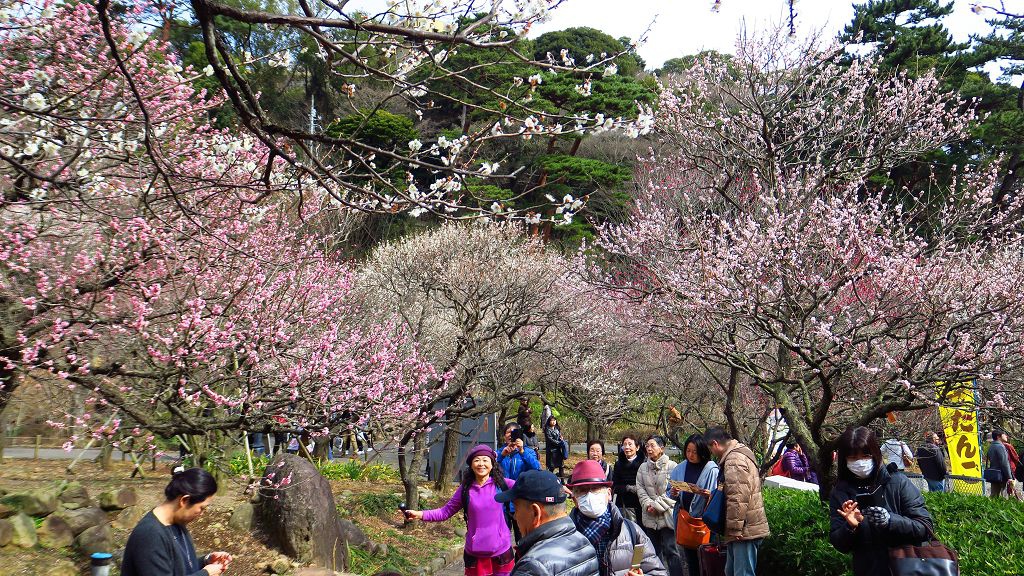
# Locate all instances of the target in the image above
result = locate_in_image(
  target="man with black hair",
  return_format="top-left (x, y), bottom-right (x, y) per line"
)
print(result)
top-left (916, 431), bottom-right (948, 493)
top-left (986, 430), bottom-right (1016, 498)
top-left (705, 427), bottom-right (769, 576)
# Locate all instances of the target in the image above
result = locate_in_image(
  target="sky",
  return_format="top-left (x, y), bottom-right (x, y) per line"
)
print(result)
top-left (530, 0), bottom-right (1024, 73)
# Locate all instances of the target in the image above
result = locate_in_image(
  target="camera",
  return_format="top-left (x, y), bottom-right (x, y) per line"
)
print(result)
top-left (509, 428), bottom-right (524, 443)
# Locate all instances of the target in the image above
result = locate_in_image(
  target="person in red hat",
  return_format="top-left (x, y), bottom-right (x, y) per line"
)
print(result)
top-left (567, 460), bottom-right (666, 576)
top-left (403, 444), bottom-right (516, 576)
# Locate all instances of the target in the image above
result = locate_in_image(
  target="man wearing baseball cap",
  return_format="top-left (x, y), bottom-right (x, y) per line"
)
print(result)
top-left (495, 469), bottom-right (598, 576)
top-left (567, 460), bottom-right (665, 576)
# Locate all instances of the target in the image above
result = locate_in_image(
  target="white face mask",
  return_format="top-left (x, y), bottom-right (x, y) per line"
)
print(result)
top-left (847, 458), bottom-right (874, 479)
top-left (576, 490), bottom-right (610, 519)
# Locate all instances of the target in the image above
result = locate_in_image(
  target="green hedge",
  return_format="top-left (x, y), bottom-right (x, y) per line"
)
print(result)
top-left (760, 487), bottom-right (1024, 575)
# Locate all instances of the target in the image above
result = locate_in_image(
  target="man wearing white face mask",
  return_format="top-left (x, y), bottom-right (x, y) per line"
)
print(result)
top-left (568, 460), bottom-right (666, 576)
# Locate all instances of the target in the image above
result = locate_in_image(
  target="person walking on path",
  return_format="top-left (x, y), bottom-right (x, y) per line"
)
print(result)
top-left (121, 468), bottom-right (231, 576)
top-left (545, 416), bottom-right (567, 479)
top-left (636, 436), bottom-right (683, 576)
top-left (781, 442), bottom-right (818, 484)
top-left (499, 423), bottom-right (542, 481)
top-left (881, 435), bottom-right (914, 474)
top-left (496, 470), bottom-right (600, 576)
top-left (667, 433), bottom-right (719, 576)
top-left (986, 430), bottom-right (1016, 498)
top-left (915, 431), bottom-right (948, 493)
top-left (404, 445), bottom-right (516, 576)
top-left (612, 435), bottom-right (645, 523)
top-left (829, 426), bottom-right (934, 576)
top-left (705, 427), bottom-right (770, 576)
top-left (567, 460), bottom-right (666, 576)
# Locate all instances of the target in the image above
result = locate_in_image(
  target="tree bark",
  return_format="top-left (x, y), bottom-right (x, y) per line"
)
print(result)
top-left (399, 432), bottom-right (426, 512)
top-left (433, 417), bottom-right (462, 492)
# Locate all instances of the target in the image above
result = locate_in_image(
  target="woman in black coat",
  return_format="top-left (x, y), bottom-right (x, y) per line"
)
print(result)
top-left (544, 416), bottom-right (566, 477)
top-left (611, 434), bottom-right (645, 523)
top-left (829, 426), bottom-right (934, 576)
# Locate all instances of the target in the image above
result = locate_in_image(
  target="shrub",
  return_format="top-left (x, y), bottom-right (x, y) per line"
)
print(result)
top-left (227, 452), bottom-right (270, 477)
top-left (355, 492), bottom-right (404, 516)
top-left (318, 459), bottom-right (364, 480)
top-left (760, 487), bottom-right (1024, 576)
top-left (360, 463), bottom-right (402, 482)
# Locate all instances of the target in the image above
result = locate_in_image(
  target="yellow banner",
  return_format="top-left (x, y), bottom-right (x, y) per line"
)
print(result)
top-left (938, 385), bottom-right (983, 494)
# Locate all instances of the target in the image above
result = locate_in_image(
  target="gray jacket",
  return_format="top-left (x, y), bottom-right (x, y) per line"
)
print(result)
top-left (987, 440), bottom-right (1013, 481)
top-left (569, 505), bottom-right (666, 576)
top-left (512, 516), bottom-right (599, 576)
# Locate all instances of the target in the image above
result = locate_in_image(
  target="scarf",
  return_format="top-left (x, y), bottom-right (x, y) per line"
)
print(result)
top-left (577, 508), bottom-right (613, 571)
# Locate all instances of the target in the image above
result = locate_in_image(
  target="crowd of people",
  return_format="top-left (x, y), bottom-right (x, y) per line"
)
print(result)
top-left (124, 409), bottom-right (1024, 576)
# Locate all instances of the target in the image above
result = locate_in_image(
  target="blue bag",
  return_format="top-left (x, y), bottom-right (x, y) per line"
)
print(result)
top-left (561, 439), bottom-right (569, 459)
top-left (702, 486), bottom-right (726, 535)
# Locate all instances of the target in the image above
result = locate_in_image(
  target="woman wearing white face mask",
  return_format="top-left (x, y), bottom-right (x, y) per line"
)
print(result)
top-left (829, 427), bottom-right (934, 576)
top-left (568, 460), bottom-right (666, 576)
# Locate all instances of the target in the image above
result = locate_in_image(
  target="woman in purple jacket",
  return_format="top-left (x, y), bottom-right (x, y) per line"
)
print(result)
top-left (782, 442), bottom-right (819, 484)
top-left (404, 444), bottom-right (515, 576)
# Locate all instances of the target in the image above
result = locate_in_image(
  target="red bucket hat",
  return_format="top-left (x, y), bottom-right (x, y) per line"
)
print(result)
top-left (567, 460), bottom-right (612, 488)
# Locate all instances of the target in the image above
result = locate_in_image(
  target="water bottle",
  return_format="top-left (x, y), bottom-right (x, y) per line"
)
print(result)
top-left (90, 552), bottom-right (113, 576)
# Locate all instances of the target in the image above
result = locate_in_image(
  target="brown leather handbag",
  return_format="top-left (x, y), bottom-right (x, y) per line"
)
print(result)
top-left (675, 509), bottom-right (711, 549)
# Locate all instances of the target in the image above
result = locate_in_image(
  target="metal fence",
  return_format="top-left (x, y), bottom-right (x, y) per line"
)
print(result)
top-left (903, 471), bottom-right (992, 496)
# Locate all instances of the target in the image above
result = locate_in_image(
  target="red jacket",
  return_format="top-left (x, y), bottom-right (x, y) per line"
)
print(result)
top-left (1007, 442), bottom-right (1020, 476)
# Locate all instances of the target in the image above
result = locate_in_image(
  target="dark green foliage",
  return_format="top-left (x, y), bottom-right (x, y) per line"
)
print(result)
top-left (761, 487), bottom-right (1024, 576)
top-left (533, 27), bottom-right (644, 76)
top-left (840, 0), bottom-right (966, 76)
top-left (327, 110), bottom-right (418, 151)
top-left (355, 492), bottom-right (404, 516)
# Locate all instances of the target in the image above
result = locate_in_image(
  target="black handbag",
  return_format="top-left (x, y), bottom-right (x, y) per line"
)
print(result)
top-left (983, 468), bottom-right (1005, 483)
top-left (888, 519), bottom-right (959, 576)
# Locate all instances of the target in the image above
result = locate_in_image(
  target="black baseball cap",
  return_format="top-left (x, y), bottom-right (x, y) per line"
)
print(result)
top-left (494, 470), bottom-right (566, 504)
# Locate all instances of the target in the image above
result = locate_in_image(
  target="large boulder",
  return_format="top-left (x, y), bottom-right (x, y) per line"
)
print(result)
top-left (76, 523), bottom-right (112, 556)
top-left (58, 481), bottom-right (92, 510)
top-left (0, 502), bottom-right (15, 518)
top-left (0, 518), bottom-right (12, 547)
top-left (256, 453), bottom-right (350, 571)
top-left (1, 487), bottom-right (59, 516)
top-left (9, 512), bottom-right (37, 548)
top-left (38, 514), bottom-right (75, 549)
top-left (98, 487), bottom-right (137, 511)
top-left (54, 506), bottom-right (108, 536)
top-left (113, 505), bottom-right (147, 530)
top-left (44, 560), bottom-right (78, 576)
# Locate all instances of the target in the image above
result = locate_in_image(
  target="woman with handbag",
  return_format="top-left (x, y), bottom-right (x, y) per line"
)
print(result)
top-left (544, 416), bottom-right (566, 479)
top-left (667, 434), bottom-right (719, 576)
top-left (829, 427), bottom-right (938, 576)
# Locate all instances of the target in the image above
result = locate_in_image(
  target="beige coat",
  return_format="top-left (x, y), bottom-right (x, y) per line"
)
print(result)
top-left (718, 440), bottom-right (770, 542)
top-left (635, 453), bottom-right (677, 531)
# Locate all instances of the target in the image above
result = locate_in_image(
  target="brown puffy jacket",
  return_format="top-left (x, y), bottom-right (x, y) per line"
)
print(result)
top-left (718, 440), bottom-right (770, 542)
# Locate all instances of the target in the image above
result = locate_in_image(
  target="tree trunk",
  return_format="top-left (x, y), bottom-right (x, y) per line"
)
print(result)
top-left (99, 441), bottom-right (113, 471)
top-left (434, 418), bottom-right (462, 492)
top-left (398, 432), bottom-right (426, 513)
top-left (586, 418), bottom-right (595, 443)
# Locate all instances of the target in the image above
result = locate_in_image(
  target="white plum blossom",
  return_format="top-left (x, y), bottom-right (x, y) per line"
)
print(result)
top-left (23, 92), bottom-right (47, 110)
top-left (603, 63), bottom-right (618, 77)
top-left (408, 139), bottom-right (423, 152)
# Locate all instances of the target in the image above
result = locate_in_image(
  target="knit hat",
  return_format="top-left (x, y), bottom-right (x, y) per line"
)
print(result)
top-left (465, 444), bottom-right (497, 466)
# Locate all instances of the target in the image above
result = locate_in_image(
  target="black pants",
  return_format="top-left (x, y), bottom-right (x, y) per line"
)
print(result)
top-left (680, 544), bottom-right (699, 576)
top-left (646, 526), bottom-right (684, 576)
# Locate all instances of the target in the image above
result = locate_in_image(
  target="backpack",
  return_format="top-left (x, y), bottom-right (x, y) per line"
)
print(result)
top-left (461, 476), bottom-right (513, 529)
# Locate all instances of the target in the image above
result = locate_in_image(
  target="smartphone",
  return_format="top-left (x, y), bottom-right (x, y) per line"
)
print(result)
top-left (855, 491), bottom-right (881, 509)
top-left (630, 543), bottom-right (645, 569)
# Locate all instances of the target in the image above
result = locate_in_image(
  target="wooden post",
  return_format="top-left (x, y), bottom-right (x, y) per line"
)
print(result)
top-left (34, 435), bottom-right (40, 460)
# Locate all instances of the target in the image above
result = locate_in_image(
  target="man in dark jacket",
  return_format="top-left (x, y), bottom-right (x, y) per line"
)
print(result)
top-left (611, 435), bottom-right (644, 523)
top-left (986, 430), bottom-right (1015, 498)
top-left (566, 460), bottom-right (665, 576)
top-left (916, 431), bottom-right (948, 492)
top-left (496, 470), bottom-right (599, 576)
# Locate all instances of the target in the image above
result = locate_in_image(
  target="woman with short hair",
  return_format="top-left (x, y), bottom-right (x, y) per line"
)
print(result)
top-left (635, 435), bottom-right (682, 576)
top-left (587, 440), bottom-right (613, 480)
top-left (829, 426), bottom-right (933, 576)
top-left (121, 468), bottom-right (231, 576)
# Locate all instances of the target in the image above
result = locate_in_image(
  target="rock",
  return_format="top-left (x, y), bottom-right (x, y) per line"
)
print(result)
top-left (256, 453), bottom-right (350, 571)
top-left (338, 518), bottom-right (370, 549)
top-left (0, 518), bottom-right (12, 547)
top-left (38, 514), bottom-right (75, 549)
top-left (76, 523), bottom-right (112, 556)
top-left (113, 505), bottom-right (146, 529)
top-left (429, 557), bottom-right (447, 573)
top-left (340, 490), bottom-right (353, 499)
top-left (44, 559), bottom-right (78, 576)
top-left (1, 487), bottom-right (59, 516)
top-left (9, 512), bottom-right (37, 548)
top-left (54, 507), bottom-right (108, 536)
top-left (98, 487), bottom-right (137, 511)
top-left (58, 481), bottom-right (92, 510)
top-left (228, 502), bottom-right (254, 532)
top-left (454, 526), bottom-right (467, 538)
top-left (270, 555), bottom-right (292, 574)
top-left (0, 503), bottom-right (15, 518)
top-left (416, 486), bottom-right (433, 501)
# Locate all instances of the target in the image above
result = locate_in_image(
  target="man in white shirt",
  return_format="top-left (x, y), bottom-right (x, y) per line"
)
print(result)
top-left (881, 437), bottom-right (914, 473)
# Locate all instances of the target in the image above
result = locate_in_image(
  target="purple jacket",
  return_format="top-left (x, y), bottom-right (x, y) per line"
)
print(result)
top-left (782, 449), bottom-right (818, 484)
top-left (422, 478), bottom-right (515, 557)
